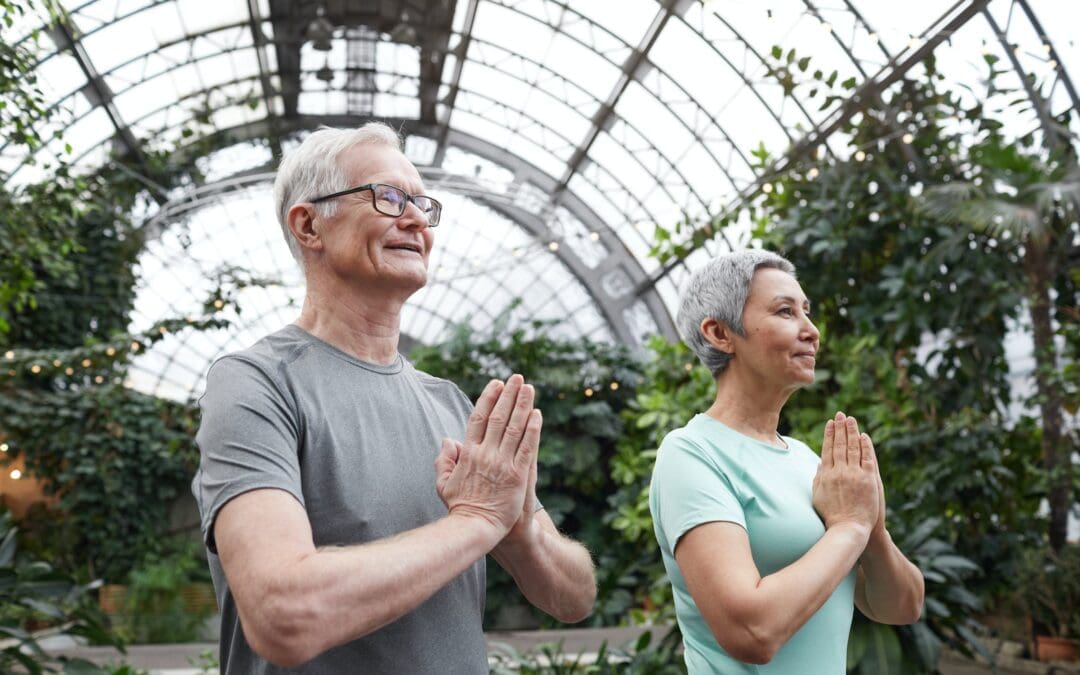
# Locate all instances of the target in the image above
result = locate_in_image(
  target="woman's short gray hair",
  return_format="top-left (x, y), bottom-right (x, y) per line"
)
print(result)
top-left (273, 122), bottom-right (404, 268)
top-left (676, 250), bottom-right (797, 376)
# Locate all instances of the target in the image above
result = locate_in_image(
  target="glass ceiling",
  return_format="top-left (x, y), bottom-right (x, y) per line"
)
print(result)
top-left (4, 0), bottom-right (1077, 401)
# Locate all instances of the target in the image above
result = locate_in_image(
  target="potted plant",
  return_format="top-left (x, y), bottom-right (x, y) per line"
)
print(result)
top-left (1016, 544), bottom-right (1080, 662)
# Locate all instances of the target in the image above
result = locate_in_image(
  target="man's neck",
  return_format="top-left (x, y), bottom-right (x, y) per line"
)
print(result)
top-left (295, 275), bottom-right (412, 366)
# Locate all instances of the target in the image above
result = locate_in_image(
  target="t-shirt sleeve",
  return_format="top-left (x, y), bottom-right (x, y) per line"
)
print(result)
top-left (193, 355), bottom-right (304, 553)
top-left (652, 433), bottom-right (745, 555)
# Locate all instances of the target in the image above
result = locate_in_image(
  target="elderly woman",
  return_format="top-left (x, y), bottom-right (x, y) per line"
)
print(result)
top-left (649, 250), bottom-right (924, 673)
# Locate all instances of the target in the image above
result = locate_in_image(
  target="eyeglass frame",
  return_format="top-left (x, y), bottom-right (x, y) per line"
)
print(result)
top-left (309, 183), bottom-right (442, 227)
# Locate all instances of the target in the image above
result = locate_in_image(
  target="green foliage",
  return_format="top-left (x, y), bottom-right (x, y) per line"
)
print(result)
top-left (411, 312), bottom-right (644, 627)
top-left (116, 542), bottom-right (215, 644)
top-left (606, 337), bottom-right (713, 624)
top-left (1014, 544), bottom-right (1080, 639)
top-left (0, 384), bottom-right (199, 581)
top-left (0, 508), bottom-right (124, 674)
top-left (488, 628), bottom-right (686, 674)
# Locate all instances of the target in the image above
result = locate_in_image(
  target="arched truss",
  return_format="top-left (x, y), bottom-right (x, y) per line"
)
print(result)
top-left (3, 0), bottom-right (1077, 400)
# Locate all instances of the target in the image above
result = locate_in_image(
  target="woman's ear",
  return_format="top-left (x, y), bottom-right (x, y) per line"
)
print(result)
top-left (700, 317), bottom-right (735, 355)
top-left (287, 203), bottom-right (323, 253)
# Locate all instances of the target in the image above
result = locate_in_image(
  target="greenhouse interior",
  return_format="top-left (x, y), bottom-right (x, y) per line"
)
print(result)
top-left (0, 0), bottom-right (1077, 672)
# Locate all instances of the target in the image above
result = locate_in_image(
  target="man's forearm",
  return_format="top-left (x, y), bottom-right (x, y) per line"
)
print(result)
top-left (858, 530), bottom-right (925, 625)
top-left (231, 512), bottom-right (502, 667)
top-left (491, 517), bottom-right (596, 623)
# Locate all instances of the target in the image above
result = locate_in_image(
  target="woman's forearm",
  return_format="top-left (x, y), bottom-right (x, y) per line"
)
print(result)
top-left (858, 529), bottom-right (925, 624)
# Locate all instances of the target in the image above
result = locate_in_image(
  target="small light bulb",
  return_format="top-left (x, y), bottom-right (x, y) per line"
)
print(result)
top-left (610, 382), bottom-right (619, 391)
top-left (9, 469), bottom-right (21, 480)
top-left (81, 359), bottom-right (92, 368)
top-left (584, 387), bottom-right (594, 397)
top-left (548, 241), bottom-right (559, 252)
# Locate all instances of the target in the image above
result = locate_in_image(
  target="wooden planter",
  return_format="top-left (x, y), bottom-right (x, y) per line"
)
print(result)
top-left (1035, 635), bottom-right (1080, 662)
top-left (98, 582), bottom-right (218, 615)
top-left (98, 583), bottom-right (128, 615)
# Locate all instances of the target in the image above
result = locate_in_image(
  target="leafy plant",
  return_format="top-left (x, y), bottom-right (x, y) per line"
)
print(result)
top-left (1014, 544), bottom-right (1080, 639)
top-left (488, 627), bottom-right (686, 674)
top-left (117, 542), bottom-right (215, 644)
top-left (0, 508), bottom-right (123, 674)
top-left (0, 383), bottom-right (200, 582)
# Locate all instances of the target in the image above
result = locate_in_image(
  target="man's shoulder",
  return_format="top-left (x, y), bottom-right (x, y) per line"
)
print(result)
top-left (407, 365), bottom-right (473, 409)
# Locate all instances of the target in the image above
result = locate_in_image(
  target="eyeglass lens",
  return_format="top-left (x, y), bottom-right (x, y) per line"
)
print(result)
top-left (374, 184), bottom-right (440, 225)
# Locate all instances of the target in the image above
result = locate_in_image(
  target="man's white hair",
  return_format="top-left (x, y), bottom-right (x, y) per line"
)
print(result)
top-left (676, 249), bottom-right (797, 377)
top-left (272, 122), bottom-right (403, 270)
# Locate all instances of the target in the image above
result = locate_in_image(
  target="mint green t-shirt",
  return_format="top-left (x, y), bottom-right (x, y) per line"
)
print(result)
top-left (650, 414), bottom-right (856, 674)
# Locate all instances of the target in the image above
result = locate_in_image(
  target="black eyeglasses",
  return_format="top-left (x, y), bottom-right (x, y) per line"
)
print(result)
top-left (310, 183), bottom-right (442, 227)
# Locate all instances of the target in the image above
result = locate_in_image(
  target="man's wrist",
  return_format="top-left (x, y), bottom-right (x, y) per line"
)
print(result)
top-left (446, 508), bottom-right (509, 550)
top-left (496, 517), bottom-right (543, 556)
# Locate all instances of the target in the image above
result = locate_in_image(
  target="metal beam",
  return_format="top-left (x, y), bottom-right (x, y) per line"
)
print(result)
top-left (432, 0), bottom-right (479, 166)
top-left (246, 0), bottom-right (283, 158)
top-left (554, 0), bottom-right (690, 194)
top-left (47, 13), bottom-right (146, 169)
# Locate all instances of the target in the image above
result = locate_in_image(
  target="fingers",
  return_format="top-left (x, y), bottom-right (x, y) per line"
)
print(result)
top-left (832, 411), bottom-right (849, 466)
top-left (466, 379), bottom-right (504, 447)
top-left (482, 374), bottom-right (524, 448)
top-left (845, 416), bottom-right (861, 467)
top-left (499, 382), bottom-right (535, 454)
top-left (860, 432), bottom-right (876, 469)
top-left (821, 419), bottom-right (835, 467)
top-left (514, 409), bottom-right (542, 473)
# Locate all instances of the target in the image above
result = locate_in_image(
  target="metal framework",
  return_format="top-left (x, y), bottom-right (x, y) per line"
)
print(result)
top-left (3, 0), bottom-right (1076, 400)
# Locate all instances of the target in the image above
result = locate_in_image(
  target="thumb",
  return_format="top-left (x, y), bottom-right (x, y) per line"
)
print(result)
top-left (435, 438), bottom-right (460, 492)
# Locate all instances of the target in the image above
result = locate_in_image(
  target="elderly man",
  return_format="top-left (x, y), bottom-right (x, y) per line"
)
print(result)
top-left (192, 122), bottom-right (597, 673)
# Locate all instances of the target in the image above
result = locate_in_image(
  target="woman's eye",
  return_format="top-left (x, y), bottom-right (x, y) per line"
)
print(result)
top-left (778, 307), bottom-right (793, 316)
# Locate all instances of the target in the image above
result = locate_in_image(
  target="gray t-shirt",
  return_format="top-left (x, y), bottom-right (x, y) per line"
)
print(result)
top-left (192, 325), bottom-right (488, 674)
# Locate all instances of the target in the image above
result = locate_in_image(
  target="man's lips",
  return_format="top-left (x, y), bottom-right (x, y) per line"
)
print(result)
top-left (385, 242), bottom-right (424, 255)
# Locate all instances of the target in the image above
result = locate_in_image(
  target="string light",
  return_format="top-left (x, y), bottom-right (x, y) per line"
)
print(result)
top-left (94, 375), bottom-right (104, 384)
top-left (52, 359), bottom-right (61, 367)
top-left (213, 299), bottom-right (225, 309)
top-left (684, 363), bottom-right (694, 372)
top-left (762, 183), bottom-right (773, 193)
top-left (902, 133), bottom-right (914, 144)
top-left (854, 150), bottom-right (866, 161)
top-left (65, 367), bottom-right (74, 376)
top-left (9, 469), bottom-right (21, 480)
top-left (4, 351), bottom-right (13, 360)
top-left (81, 359), bottom-right (92, 368)
top-left (131, 342), bottom-right (141, 352)
top-left (106, 347), bottom-right (116, 356)
top-left (609, 382), bottom-right (619, 391)
top-left (548, 241), bottom-right (560, 252)
top-left (30, 365), bottom-right (41, 374)
top-left (589, 232), bottom-right (600, 241)
top-left (0, 443), bottom-right (8, 452)
top-left (159, 326), bottom-right (168, 334)
top-left (584, 387), bottom-right (594, 397)
top-left (807, 167), bottom-right (820, 179)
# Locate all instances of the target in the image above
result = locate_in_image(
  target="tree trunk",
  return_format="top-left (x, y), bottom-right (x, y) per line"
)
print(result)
top-left (1022, 243), bottom-right (1070, 551)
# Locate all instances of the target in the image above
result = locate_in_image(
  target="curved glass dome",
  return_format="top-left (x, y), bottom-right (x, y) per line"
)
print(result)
top-left (4, 0), bottom-right (1077, 400)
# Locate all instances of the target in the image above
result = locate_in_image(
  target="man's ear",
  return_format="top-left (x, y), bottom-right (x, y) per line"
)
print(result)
top-left (700, 317), bottom-right (735, 356)
top-left (287, 203), bottom-right (323, 253)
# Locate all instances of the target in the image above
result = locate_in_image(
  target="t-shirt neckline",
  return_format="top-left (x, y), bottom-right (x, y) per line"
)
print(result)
top-left (694, 413), bottom-right (791, 453)
top-left (285, 324), bottom-right (406, 375)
